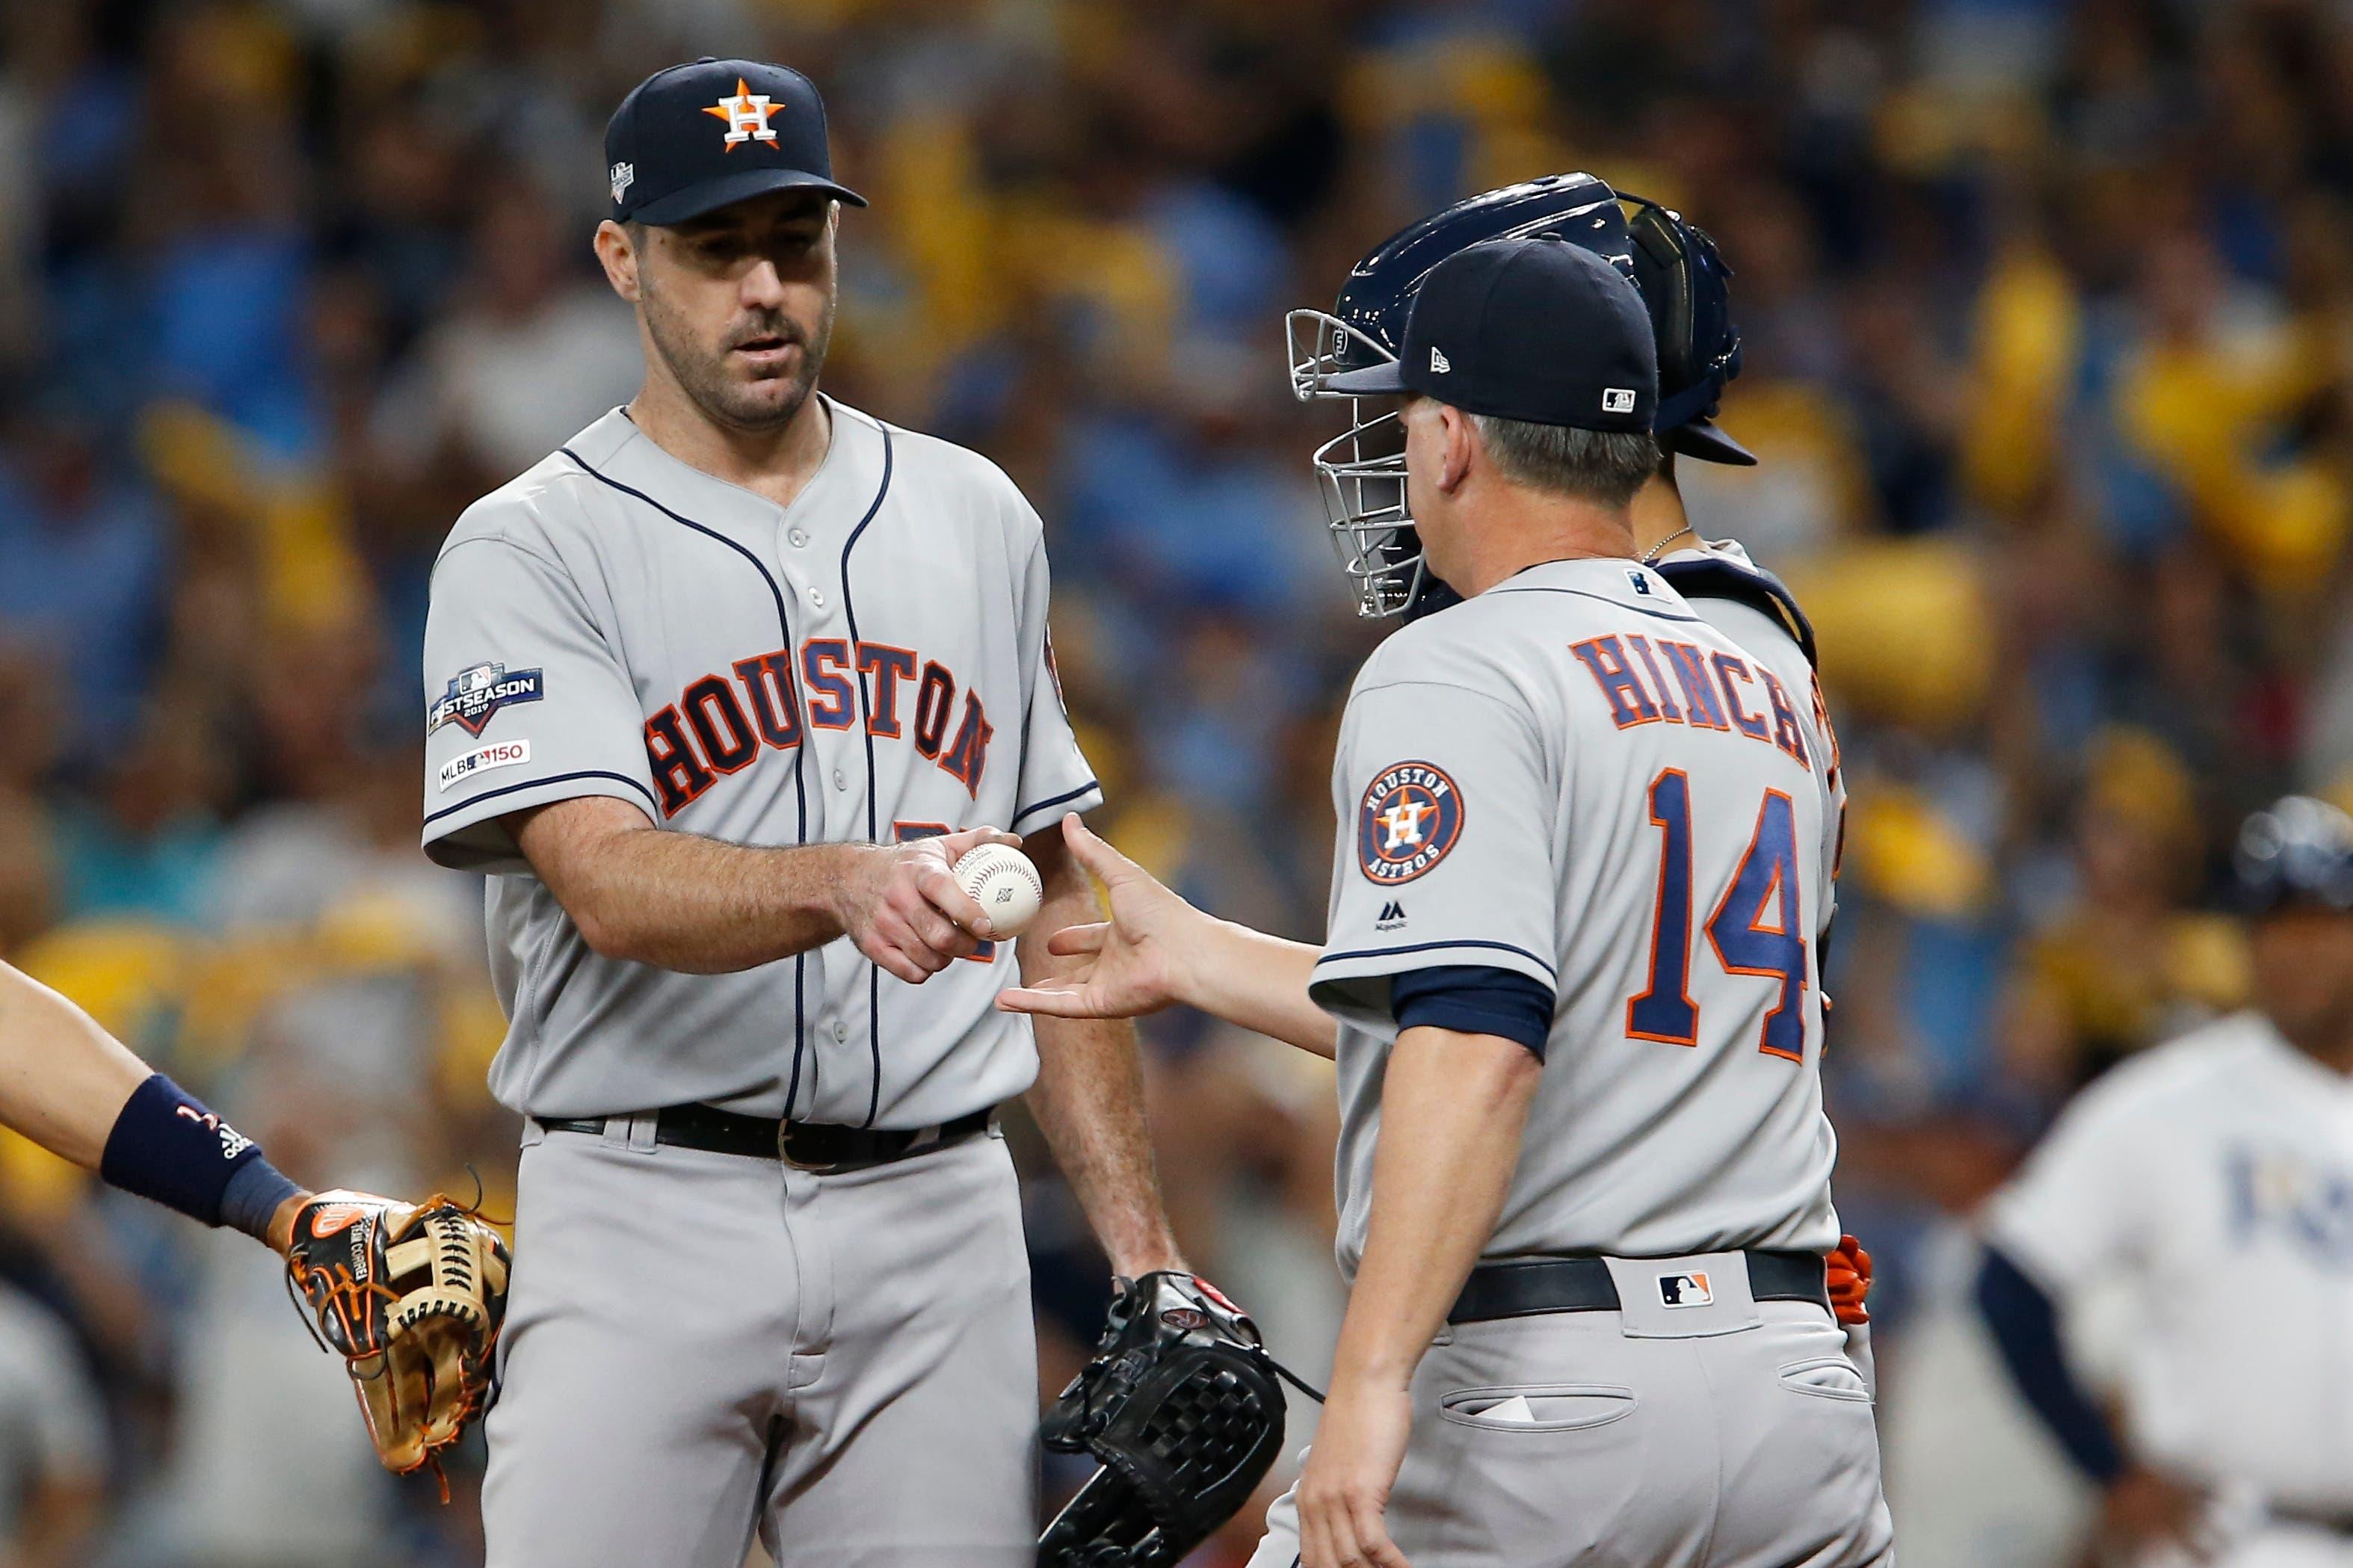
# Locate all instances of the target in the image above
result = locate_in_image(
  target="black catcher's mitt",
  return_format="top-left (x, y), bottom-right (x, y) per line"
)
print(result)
top-left (1040, 1271), bottom-right (1287, 1568)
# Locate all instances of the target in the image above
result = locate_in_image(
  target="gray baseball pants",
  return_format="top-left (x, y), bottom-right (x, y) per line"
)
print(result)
top-left (481, 1115), bottom-right (1037, 1568)
top-left (1249, 1255), bottom-right (1895, 1568)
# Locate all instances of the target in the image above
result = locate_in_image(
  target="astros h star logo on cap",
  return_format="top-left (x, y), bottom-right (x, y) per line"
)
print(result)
top-left (703, 77), bottom-right (783, 149)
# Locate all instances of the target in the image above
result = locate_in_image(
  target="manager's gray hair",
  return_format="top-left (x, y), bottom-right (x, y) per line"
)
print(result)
top-left (1468, 413), bottom-right (1661, 508)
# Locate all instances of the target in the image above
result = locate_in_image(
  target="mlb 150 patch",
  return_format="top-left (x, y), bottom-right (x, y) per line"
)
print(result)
top-left (431, 661), bottom-right (544, 737)
top-left (1357, 761), bottom-right (1464, 884)
top-left (439, 739), bottom-right (531, 791)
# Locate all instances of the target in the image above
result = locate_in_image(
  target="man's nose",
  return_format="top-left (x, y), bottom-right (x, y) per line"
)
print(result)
top-left (740, 259), bottom-right (787, 309)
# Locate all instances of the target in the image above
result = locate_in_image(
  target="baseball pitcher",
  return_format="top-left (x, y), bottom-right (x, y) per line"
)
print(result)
top-left (419, 58), bottom-right (1187, 1568)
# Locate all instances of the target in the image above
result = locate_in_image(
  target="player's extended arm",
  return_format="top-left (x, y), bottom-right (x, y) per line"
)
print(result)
top-left (510, 796), bottom-right (1018, 984)
top-left (0, 962), bottom-right (311, 1250)
top-left (1017, 821), bottom-right (1184, 1277)
top-left (1976, 1244), bottom-right (2205, 1552)
top-left (996, 815), bottom-right (1339, 1055)
top-left (1297, 1025), bottom-right (1543, 1568)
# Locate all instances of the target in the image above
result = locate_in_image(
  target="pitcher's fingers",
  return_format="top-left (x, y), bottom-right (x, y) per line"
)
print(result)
top-left (1046, 922), bottom-right (1108, 957)
top-left (860, 929), bottom-right (932, 985)
top-left (937, 824), bottom-right (1023, 859)
top-left (913, 861), bottom-right (996, 939)
top-left (917, 907), bottom-right (983, 961)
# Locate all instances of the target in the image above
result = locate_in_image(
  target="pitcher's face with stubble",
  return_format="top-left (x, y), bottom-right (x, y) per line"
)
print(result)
top-left (614, 189), bottom-right (838, 432)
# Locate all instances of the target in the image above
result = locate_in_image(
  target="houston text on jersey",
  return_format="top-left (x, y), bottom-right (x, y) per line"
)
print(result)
top-left (644, 638), bottom-right (993, 814)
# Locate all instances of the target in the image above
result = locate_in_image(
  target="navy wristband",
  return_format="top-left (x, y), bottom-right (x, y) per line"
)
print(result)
top-left (99, 1074), bottom-right (277, 1232)
top-left (1390, 965), bottom-right (1555, 1059)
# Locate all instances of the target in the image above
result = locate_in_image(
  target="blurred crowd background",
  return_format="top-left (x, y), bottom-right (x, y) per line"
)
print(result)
top-left (0, 0), bottom-right (2342, 1561)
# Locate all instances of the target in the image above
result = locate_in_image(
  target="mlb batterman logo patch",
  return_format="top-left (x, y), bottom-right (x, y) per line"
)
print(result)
top-left (1357, 761), bottom-right (1463, 885)
top-left (1658, 1271), bottom-right (1713, 1308)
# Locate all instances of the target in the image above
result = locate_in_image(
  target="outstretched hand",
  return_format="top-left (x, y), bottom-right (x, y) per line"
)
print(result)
top-left (997, 814), bottom-right (1206, 1021)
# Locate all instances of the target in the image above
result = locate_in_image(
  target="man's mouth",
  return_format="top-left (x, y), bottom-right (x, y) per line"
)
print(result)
top-left (732, 333), bottom-right (798, 365)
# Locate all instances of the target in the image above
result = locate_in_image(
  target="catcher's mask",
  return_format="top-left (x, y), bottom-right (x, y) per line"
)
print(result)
top-left (1286, 173), bottom-right (1747, 618)
top-left (1040, 1274), bottom-right (1288, 1568)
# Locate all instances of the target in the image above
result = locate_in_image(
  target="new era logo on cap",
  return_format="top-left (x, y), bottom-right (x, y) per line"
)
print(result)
top-left (609, 161), bottom-right (634, 203)
top-left (1430, 346), bottom-right (1451, 374)
top-left (1658, 1271), bottom-right (1713, 1308)
top-left (1603, 387), bottom-right (1638, 414)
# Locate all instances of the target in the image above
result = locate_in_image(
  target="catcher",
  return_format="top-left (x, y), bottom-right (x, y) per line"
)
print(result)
top-left (0, 957), bottom-right (508, 1482)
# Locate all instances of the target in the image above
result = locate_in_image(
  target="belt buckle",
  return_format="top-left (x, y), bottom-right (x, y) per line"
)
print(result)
top-left (777, 1121), bottom-right (840, 1173)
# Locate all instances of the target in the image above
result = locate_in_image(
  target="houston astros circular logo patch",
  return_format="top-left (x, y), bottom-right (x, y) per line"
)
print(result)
top-left (1357, 761), bottom-right (1464, 884)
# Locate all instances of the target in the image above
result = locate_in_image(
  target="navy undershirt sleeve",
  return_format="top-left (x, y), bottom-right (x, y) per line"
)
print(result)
top-left (1390, 965), bottom-right (1555, 1058)
top-left (1975, 1244), bottom-right (2126, 1484)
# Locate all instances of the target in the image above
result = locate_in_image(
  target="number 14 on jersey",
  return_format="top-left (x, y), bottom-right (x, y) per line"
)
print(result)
top-left (1627, 770), bottom-right (1809, 1061)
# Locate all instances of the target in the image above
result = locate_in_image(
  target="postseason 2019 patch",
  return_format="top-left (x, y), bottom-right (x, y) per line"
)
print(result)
top-left (430, 661), bottom-right (544, 737)
top-left (1357, 760), bottom-right (1464, 884)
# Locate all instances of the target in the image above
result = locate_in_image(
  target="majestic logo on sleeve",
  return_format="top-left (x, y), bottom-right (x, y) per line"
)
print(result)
top-left (430, 661), bottom-right (544, 737)
top-left (703, 78), bottom-right (783, 149)
top-left (1356, 762), bottom-right (1463, 884)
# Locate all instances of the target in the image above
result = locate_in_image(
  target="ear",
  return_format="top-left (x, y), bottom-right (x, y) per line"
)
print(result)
top-left (1436, 402), bottom-right (1477, 495)
top-left (593, 219), bottom-right (641, 303)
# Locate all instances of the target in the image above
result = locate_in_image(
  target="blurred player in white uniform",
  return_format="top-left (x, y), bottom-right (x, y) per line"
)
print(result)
top-left (1982, 796), bottom-right (2353, 1567)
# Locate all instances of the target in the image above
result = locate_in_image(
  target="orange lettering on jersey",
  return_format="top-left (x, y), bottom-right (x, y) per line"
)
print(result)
top-left (801, 640), bottom-right (856, 729)
top-left (645, 705), bottom-right (716, 814)
top-left (858, 644), bottom-right (917, 738)
top-left (1569, 635), bottom-right (1662, 729)
top-left (1759, 669), bottom-right (1812, 772)
top-left (733, 650), bottom-right (803, 749)
top-left (1623, 634), bottom-right (1683, 723)
top-left (1656, 641), bottom-right (1730, 729)
top-left (1808, 673), bottom-right (1842, 791)
top-left (939, 692), bottom-right (993, 797)
top-left (1710, 653), bottom-right (1770, 741)
top-left (644, 643), bottom-right (993, 812)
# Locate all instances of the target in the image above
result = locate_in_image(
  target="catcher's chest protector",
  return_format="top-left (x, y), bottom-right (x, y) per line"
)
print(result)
top-left (1040, 1274), bottom-right (1287, 1568)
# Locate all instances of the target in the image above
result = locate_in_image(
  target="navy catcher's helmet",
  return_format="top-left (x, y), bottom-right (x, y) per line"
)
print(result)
top-left (1286, 173), bottom-right (1750, 617)
top-left (2234, 796), bottom-right (2353, 915)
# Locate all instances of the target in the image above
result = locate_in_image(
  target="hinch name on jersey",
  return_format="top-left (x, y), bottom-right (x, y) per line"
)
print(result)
top-left (1569, 634), bottom-right (1813, 772)
top-left (644, 639), bottom-right (993, 815)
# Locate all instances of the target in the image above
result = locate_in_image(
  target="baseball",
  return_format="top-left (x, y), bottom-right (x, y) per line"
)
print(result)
top-left (954, 842), bottom-right (1044, 938)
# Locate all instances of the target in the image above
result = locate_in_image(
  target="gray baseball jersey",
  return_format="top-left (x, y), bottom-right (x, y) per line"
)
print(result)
top-left (419, 399), bottom-right (1100, 1126)
top-left (1308, 555), bottom-right (1843, 1274)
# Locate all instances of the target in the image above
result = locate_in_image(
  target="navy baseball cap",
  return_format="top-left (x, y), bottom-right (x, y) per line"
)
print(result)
top-left (1325, 237), bottom-right (1657, 432)
top-left (605, 58), bottom-right (867, 226)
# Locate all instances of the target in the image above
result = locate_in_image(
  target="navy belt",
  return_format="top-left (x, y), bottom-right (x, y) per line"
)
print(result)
top-left (1449, 1250), bottom-right (1829, 1324)
top-left (540, 1102), bottom-right (993, 1172)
